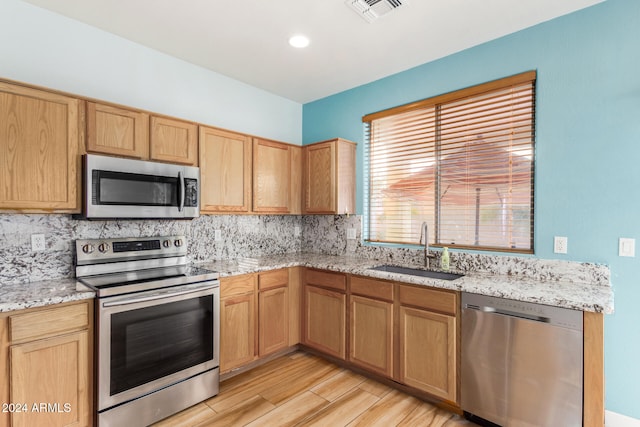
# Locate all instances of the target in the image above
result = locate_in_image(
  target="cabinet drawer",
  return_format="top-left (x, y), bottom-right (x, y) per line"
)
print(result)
top-left (9, 302), bottom-right (90, 343)
top-left (304, 269), bottom-right (346, 292)
top-left (350, 276), bottom-right (394, 301)
top-left (259, 269), bottom-right (289, 291)
top-left (221, 274), bottom-right (256, 298)
top-left (398, 285), bottom-right (457, 315)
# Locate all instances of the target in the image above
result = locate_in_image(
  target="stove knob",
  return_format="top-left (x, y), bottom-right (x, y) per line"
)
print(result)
top-left (98, 243), bottom-right (110, 253)
top-left (174, 239), bottom-right (183, 247)
top-left (163, 239), bottom-right (171, 248)
top-left (82, 244), bottom-right (95, 254)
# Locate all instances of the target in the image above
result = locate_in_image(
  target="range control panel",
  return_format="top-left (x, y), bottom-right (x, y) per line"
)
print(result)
top-left (75, 235), bottom-right (186, 265)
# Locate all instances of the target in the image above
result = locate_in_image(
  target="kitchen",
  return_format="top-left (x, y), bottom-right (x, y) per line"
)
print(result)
top-left (0, 0), bottom-right (638, 426)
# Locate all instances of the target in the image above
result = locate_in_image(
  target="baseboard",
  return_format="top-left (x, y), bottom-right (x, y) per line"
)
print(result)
top-left (606, 410), bottom-right (640, 427)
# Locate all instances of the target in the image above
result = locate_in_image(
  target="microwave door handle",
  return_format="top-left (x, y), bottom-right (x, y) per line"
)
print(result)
top-left (178, 171), bottom-right (185, 212)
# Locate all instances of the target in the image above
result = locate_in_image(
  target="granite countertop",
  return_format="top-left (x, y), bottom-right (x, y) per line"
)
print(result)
top-left (199, 253), bottom-right (614, 314)
top-left (1, 253), bottom-right (614, 314)
top-left (0, 277), bottom-right (94, 313)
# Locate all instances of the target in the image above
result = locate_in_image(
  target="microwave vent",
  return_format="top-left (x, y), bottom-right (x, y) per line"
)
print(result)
top-left (345, 0), bottom-right (407, 23)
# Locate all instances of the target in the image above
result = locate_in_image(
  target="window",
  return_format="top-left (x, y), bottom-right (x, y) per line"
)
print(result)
top-left (363, 71), bottom-right (535, 253)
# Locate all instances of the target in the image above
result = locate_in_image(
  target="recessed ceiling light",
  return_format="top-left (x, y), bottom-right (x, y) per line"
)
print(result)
top-left (289, 35), bottom-right (310, 48)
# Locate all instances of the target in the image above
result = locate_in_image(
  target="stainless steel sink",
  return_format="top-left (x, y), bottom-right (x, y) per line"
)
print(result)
top-left (369, 264), bottom-right (464, 281)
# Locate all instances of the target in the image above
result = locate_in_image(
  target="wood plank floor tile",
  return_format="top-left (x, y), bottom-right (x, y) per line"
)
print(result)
top-left (298, 388), bottom-right (380, 427)
top-left (357, 377), bottom-right (393, 398)
top-left (158, 351), bottom-right (472, 427)
top-left (208, 354), bottom-right (326, 412)
top-left (195, 394), bottom-right (275, 427)
top-left (310, 368), bottom-right (366, 402)
top-left (346, 389), bottom-right (423, 427)
top-left (244, 391), bottom-right (329, 427)
top-left (259, 360), bottom-right (341, 405)
top-left (151, 402), bottom-right (216, 427)
top-left (398, 402), bottom-right (471, 427)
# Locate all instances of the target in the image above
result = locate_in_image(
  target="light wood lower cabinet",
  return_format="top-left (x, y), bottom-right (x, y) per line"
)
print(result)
top-left (258, 269), bottom-right (289, 356)
top-left (220, 274), bottom-right (257, 372)
top-left (349, 275), bottom-right (394, 377)
top-left (399, 306), bottom-right (457, 402)
top-left (0, 301), bottom-right (92, 427)
top-left (349, 295), bottom-right (393, 377)
top-left (302, 269), bottom-right (347, 360)
top-left (220, 269), bottom-right (291, 374)
top-left (398, 284), bottom-right (458, 403)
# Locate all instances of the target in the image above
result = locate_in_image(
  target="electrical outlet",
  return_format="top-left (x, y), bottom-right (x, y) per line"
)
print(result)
top-left (214, 229), bottom-right (222, 242)
top-left (554, 236), bottom-right (568, 254)
top-left (294, 226), bottom-right (301, 237)
top-left (31, 233), bottom-right (46, 252)
top-left (346, 228), bottom-right (356, 240)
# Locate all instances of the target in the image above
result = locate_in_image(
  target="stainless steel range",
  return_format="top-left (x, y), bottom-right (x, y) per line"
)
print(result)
top-left (75, 235), bottom-right (220, 427)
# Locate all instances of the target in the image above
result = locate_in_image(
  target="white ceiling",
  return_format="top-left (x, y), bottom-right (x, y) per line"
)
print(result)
top-left (22, 0), bottom-right (603, 103)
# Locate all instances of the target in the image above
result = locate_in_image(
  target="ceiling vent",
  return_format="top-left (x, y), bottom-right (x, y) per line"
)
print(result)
top-left (345, 0), bottom-right (407, 23)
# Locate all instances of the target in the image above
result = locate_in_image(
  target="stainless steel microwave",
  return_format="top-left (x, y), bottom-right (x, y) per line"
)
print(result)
top-left (79, 154), bottom-right (200, 219)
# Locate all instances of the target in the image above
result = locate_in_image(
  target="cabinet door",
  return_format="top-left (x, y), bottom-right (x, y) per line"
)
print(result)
top-left (86, 102), bottom-right (149, 159)
top-left (259, 287), bottom-right (288, 356)
top-left (289, 145), bottom-right (302, 215)
top-left (303, 141), bottom-right (335, 213)
top-left (303, 285), bottom-right (346, 360)
top-left (150, 116), bottom-right (198, 165)
top-left (253, 138), bottom-right (291, 213)
top-left (399, 306), bottom-right (457, 402)
top-left (10, 331), bottom-right (89, 427)
top-left (349, 295), bottom-right (393, 377)
top-left (0, 82), bottom-right (81, 211)
top-left (199, 126), bottom-right (252, 213)
top-left (220, 294), bottom-right (256, 372)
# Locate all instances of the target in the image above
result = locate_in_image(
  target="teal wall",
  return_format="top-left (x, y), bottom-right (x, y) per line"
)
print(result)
top-left (303, 0), bottom-right (640, 419)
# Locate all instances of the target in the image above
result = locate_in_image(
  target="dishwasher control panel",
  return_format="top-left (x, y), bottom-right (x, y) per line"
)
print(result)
top-left (462, 292), bottom-right (583, 331)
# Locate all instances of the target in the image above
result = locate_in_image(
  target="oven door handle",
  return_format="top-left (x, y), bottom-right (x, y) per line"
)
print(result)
top-left (102, 283), bottom-right (218, 307)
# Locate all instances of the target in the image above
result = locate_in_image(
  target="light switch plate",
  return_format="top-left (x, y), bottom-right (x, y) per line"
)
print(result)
top-left (619, 238), bottom-right (635, 257)
top-left (214, 229), bottom-right (222, 242)
top-left (294, 226), bottom-right (301, 237)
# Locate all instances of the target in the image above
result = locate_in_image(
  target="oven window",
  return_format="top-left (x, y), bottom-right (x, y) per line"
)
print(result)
top-left (94, 170), bottom-right (179, 206)
top-left (110, 295), bottom-right (214, 395)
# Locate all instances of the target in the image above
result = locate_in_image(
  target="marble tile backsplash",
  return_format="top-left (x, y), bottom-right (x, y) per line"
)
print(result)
top-left (1, 213), bottom-right (609, 287)
top-left (0, 214), bottom-right (302, 286)
top-left (302, 215), bottom-right (610, 286)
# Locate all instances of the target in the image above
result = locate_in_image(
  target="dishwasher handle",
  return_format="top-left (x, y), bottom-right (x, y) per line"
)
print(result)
top-left (464, 303), bottom-right (551, 323)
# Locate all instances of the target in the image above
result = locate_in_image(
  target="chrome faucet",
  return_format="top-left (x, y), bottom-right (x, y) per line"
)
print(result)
top-left (419, 222), bottom-right (436, 269)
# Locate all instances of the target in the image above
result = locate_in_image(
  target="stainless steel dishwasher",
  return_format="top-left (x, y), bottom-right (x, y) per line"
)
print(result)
top-left (461, 292), bottom-right (583, 427)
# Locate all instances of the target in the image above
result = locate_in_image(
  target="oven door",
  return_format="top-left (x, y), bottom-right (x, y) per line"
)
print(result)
top-left (97, 280), bottom-right (219, 411)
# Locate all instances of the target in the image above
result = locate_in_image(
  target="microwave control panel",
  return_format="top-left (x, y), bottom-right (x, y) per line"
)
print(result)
top-left (184, 178), bottom-right (198, 207)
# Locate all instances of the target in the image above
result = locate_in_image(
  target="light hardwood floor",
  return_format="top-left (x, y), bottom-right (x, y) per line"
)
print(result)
top-left (154, 351), bottom-right (472, 427)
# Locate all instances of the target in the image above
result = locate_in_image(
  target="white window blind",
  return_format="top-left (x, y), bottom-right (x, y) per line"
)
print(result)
top-left (363, 71), bottom-right (535, 252)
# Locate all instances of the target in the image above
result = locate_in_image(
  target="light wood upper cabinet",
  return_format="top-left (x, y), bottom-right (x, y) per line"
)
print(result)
top-left (150, 116), bottom-right (198, 166)
top-left (253, 138), bottom-right (291, 213)
top-left (303, 138), bottom-right (356, 215)
top-left (86, 101), bottom-right (149, 159)
top-left (289, 146), bottom-right (302, 215)
top-left (199, 126), bottom-right (252, 213)
top-left (0, 81), bottom-right (82, 212)
top-left (0, 301), bottom-right (92, 427)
